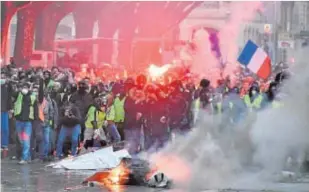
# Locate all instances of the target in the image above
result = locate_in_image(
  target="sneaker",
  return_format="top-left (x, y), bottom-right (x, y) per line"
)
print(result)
top-left (18, 160), bottom-right (28, 165)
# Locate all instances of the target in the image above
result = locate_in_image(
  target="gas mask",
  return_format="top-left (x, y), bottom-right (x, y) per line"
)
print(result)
top-left (21, 88), bottom-right (29, 95)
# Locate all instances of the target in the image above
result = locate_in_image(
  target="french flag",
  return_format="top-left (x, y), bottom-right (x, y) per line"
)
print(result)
top-left (237, 40), bottom-right (271, 79)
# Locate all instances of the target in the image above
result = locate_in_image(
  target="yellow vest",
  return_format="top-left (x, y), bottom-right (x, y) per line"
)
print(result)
top-left (85, 106), bottom-right (106, 129)
top-left (113, 97), bottom-right (126, 123)
top-left (14, 93), bottom-right (36, 120)
top-left (243, 94), bottom-right (263, 109)
top-left (106, 105), bottom-right (115, 121)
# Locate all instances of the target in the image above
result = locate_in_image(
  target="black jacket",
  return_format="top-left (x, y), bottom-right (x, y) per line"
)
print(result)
top-left (59, 104), bottom-right (82, 128)
top-left (1, 82), bottom-right (12, 112)
top-left (144, 97), bottom-right (169, 136)
top-left (14, 92), bottom-right (39, 122)
top-left (167, 92), bottom-right (188, 127)
top-left (124, 97), bottom-right (145, 129)
top-left (70, 91), bottom-right (93, 118)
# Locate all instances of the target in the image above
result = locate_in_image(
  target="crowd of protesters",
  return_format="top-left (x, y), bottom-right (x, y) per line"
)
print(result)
top-left (0, 60), bottom-right (289, 165)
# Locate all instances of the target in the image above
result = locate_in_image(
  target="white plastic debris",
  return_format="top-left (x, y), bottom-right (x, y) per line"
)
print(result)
top-left (47, 146), bottom-right (131, 170)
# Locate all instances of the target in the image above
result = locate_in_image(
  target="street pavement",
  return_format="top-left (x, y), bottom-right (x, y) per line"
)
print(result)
top-left (1, 158), bottom-right (309, 192)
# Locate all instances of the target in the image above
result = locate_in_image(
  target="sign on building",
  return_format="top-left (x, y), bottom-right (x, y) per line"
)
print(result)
top-left (278, 40), bottom-right (295, 49)
top-left (278, 32), bottom-right (294, 49)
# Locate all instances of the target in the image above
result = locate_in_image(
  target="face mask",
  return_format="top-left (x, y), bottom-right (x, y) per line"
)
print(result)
top-left (21, 88), bottom-right (29, 95)
top-left (32, 92), bottom-right (38, 96)
top-left (0, 79), bottom-right (6, 85)
top-left (252, 90), bottom-right (257, 95)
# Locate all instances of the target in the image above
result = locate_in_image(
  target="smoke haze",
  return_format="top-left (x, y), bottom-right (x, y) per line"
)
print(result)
top-left (146, 38), bottom-right (309, 192)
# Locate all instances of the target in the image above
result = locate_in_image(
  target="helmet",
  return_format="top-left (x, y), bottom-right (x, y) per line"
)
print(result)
top-left (146, 171), bottom-right (170, 188)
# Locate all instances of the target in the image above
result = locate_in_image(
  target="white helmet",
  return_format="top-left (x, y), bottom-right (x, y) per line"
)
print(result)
top-left (146, 171), bottom-right (170, 188)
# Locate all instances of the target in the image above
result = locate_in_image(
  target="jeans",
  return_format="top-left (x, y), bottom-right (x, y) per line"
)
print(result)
top-left (1, 112), bottom-right (9, 148)
top-left (49, 129), bottom-right (56, 155)
top-left (56, 124), bottom-right (81, 157)
top-left (116, 122), bottom-right (124, 141)
top-left (15, 120), bottom-right (32, 161)
top-left (124, 129), bottom-right (141, 155)
top-left (41, 126), bottom-right (51, 158)
top-left (107, 123), bottom-right (121, 142)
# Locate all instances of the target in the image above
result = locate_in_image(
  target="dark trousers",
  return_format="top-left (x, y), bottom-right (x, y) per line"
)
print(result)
top-left (30, 120), bottom-right (43, 160)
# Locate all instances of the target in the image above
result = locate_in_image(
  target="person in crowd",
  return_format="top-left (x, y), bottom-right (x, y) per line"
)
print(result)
top-left (90, 84), bottom-right (100, 99)
top-left (135, 74), bottom-right (147, 90)
top-left (57, 83), bottom-right (77, 108)
top-left (30, 84), bottom-right (43, 160)
top-left (243, 82), bottom-right (264, 111)
top-left (191, 79), bottom-right (211, 124)
top-left (13, 82), bottom-right (43, 164)
top-left (168, 80), bottom-right (189, 135)
top-left (39, 89), bottom-right (56, 162)
top-left (222, 87), bottom-right (247, 125)
top-left (56, 103), bottom-right (82, 159)
top-left (113, 85), bottom-right (126, 141)
top-left (43, 70), bottom-right (55, 90)
top-left (263, 81), bottom-right (283, 109)
top-left (1, 70), bottom-right (13, 157)
top-left (51, 67), bottom-right (61, 80)
top-left (105, 94), bottom-right (121, 143)
top-left (144, 85), bottom-right (169, 152)
top-left (82, 97), bottom-right (107, 154)
top-left (70, 80), bottom-right (92, 141)
top-left (0, 60), bottom-right (295, 166)
top-left (123, 80), bottom-right (145, 155)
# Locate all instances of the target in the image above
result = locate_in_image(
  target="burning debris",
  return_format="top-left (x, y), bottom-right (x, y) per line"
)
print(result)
top-left (82, 158), bottom-right (172, 190)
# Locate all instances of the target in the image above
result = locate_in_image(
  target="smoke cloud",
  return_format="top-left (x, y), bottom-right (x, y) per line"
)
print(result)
top-left (220, 1), bottom-right (262, 78)
top-left (190, 2), bottom-right (262, 85)
top-left (146, 46), bottom-right (309, 191)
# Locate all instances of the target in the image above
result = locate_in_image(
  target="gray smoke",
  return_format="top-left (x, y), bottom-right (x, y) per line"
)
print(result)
top-left (147, 46), bottom-right (309, 190)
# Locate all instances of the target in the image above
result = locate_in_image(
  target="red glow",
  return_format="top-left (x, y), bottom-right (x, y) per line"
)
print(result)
top-left (85, 162), bottom-right (130, 192)
top-left (150, 153), bottom-right (192, 184)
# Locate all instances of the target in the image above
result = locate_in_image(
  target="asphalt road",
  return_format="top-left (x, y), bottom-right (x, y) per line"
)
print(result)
top-left (2, 158), bottom-right (309, 192)
top-left (1, 159), bottom-right (153, 192)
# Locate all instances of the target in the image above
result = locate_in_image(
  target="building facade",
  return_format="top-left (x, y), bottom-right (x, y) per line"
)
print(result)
top-left (179, 1), bottom-right (266, 63)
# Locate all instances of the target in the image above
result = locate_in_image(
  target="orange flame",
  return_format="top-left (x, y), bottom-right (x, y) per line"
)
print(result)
top-left (100, 162), bottom-right (130, 192)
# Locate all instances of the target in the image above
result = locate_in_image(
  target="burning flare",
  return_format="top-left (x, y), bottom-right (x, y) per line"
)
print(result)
top-left (148, 64), bottom-right (171, 80)
top-left (85, 162), bottom-right (130, 192)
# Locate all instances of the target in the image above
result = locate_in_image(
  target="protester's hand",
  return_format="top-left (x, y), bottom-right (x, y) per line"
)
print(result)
top-left (136, 112), bottom-right (142, 121)
top-left (160, 116), bottom-right (167, 123)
